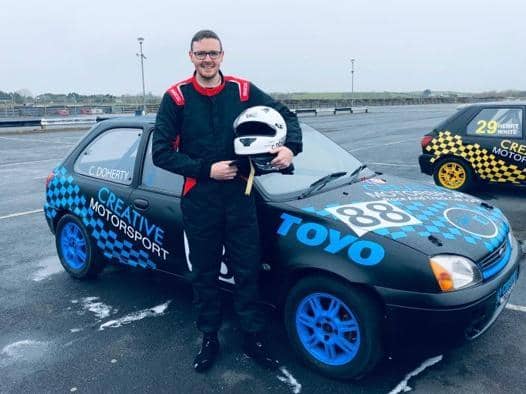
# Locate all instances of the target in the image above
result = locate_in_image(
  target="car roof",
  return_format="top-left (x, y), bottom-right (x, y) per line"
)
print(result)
top-left (96, 114), bottom-right (156, 128)
top-left (456, 101), bottom-right (526, 110)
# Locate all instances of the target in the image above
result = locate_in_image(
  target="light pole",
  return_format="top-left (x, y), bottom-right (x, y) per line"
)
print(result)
top-left (350, 58), bottom-right (355, 107)
top-left (137, 37), bottom-right (147, 114)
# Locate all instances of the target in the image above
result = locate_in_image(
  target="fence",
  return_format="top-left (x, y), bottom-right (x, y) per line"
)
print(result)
top-left (1, 95), bottom-right (510, 121)
top-left (0, 106), bottom-right (373, 130)
top-left (0, 104), bottom-right (161, 119)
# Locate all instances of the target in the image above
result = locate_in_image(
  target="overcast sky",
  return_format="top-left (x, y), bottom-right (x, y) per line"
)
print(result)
top-left (3, 0), bottom-right (525, 95)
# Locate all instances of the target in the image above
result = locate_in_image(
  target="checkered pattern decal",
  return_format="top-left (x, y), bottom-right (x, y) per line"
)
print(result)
top-left (360, 181), bottom-right (509, 252)
top-left (373, 199), bottom-right (509, 252)
top-left (426, 130), bottom-right (526, 184)
top-left (302, 182), bottom-right (509, 254)
top-left (44, 166), bottom-right (156, 269)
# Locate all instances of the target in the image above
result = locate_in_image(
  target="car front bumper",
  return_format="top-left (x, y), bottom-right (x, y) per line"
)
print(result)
top-left (377, 237), bottom-right (523, 344)
top-left (418, 153), bottom-right (434, 175)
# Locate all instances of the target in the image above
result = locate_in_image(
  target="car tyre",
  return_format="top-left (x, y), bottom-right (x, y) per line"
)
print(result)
top-left (284, 276), bottom-right (383, 380)
top-left (433, 156), bottom-right (475, 192)
top-left (56, 214), bottom-right (104, 279)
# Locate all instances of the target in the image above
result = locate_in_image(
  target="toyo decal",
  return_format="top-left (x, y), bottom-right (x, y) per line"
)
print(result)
top-left (325, 200), bottom-right (421, 237)
top-left (183, 232), bottom-right (234, 284)
top-left (277, 213), bottom-right (385, 266)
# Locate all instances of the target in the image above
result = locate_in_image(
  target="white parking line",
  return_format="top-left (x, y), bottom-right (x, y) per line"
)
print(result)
top-left (367, 162), bottom-right (419, 168)
top-left (0, 158), bottom-right (61, 168)
top-left (350, 139), bottom-right (410, 152)
top-left (0, 209), bottom-right (43, 220)
top-left (506, 304), bottom-right (526, 313)
top-left (0, 135), bottom-right (75, 145)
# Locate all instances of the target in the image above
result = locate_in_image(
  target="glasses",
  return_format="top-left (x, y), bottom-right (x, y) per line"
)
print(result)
top-left (192, 50), bottom-right (222, 60)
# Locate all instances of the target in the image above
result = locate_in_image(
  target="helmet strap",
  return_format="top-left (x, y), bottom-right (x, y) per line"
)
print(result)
top-left (244, 158), bottom-right (255, 195)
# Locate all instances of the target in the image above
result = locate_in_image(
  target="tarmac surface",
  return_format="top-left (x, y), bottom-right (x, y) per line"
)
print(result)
top-left (1, 104), bottom-right (525, 393)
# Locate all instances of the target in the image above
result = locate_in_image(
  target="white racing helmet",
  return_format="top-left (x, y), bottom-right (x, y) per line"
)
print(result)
top-left (233, 106), bottom-right (287, 173)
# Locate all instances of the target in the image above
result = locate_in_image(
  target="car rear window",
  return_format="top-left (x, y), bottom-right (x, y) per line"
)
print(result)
top-left (74, 128), bottom-right (142, 185)
top-left (466, 108), bottom-right (523, 138)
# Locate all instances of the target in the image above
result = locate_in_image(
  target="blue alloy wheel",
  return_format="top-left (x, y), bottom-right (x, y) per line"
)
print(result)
top-left (56, 214), bottom-right (104, 279)
top-left (285, 276), bottom-right (382, 379)
top-left (59, 222), bottom-right (88, 270)
top-left (296, 292), bottom-right (361, 365)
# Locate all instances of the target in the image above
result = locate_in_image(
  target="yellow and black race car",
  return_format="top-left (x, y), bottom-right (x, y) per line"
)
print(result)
top-left (419, 102), bottom-right (526, 191)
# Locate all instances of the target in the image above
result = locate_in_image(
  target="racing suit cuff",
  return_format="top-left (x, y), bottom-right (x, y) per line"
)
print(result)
top-left (284, 142), bottom-right (302, 156)
top-left (199, 161), bottom-right (213, 179)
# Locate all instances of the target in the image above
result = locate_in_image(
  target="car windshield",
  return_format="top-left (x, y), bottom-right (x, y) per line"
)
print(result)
top-left (256, 123), bottom-right (363, 198)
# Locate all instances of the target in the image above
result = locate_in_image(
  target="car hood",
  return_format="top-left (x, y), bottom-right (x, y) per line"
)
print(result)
top-left (287, 174), bottom-right (510, 261)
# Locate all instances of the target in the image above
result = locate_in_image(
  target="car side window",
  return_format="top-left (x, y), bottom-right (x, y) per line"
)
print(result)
top-left (74, 128), bottom-right (141, 185)
top-left (141, 132), bottom-right (184, 195)
top-left (466, 108), bottom-right (523, 139)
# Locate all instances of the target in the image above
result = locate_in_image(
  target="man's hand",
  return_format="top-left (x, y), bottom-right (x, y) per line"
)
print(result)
top-left (210, 160), bottom-right (238, 180)
top-left (270, 146), bottom-right (294, 169)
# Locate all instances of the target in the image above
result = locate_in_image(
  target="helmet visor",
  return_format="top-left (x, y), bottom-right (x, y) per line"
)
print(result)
top-left (235, 121), bottom-right (276, 137)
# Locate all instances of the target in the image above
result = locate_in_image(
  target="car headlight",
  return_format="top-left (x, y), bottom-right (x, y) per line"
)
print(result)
top-left (429, 255), bottom-right (482, 292)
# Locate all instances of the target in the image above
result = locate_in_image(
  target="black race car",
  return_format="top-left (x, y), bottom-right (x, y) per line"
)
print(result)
top-left (419, 102), bottom-right (526, 191)
top-left (44, 116), bottom-right (522, 379)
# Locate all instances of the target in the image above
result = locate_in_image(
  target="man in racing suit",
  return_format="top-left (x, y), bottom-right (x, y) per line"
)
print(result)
top-left (152, 30), bottom-right (302, 372)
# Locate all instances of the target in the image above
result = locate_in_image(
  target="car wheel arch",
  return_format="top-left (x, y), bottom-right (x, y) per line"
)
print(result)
top-left (433, 154), bottom-right (475, 176)
top-left (55, 213), bottom-right (105, 279)
top-left (433, 154), bottom-right (478, 190)
top-left (282, 270), bottom-right (386, 379)
top-left (51, 208), bottom-right (70, 233)
top-left (277, 267), bottom-right (386, 316)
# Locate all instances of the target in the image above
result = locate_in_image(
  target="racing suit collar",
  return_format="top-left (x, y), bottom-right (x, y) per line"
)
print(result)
top-left (192, 71), bottom-right (226, 97)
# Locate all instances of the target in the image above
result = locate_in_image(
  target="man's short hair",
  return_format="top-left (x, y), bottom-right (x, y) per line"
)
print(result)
top-left (190, 30), bottom-right (222, 51)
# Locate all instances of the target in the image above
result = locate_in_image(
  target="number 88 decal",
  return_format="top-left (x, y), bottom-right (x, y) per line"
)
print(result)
top-left (327, 200), bottom-right (422, 237)
top-left (367, 202), bottom-right (412, 223)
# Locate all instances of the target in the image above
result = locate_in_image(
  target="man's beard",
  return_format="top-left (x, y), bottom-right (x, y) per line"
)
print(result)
top-left (200, 72), bottom-right (217, 81)
top-left (198, 66), bottom-right (220, 83)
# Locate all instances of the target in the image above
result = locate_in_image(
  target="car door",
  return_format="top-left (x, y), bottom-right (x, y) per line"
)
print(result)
top-left (462, 106), bottom-right (525, 184)
top-left (130, 127), bottom-right (242, 286)
top-left (128, 127), bottom-right (187, 276)
top-left (70, 125), bottom-right (143, 266)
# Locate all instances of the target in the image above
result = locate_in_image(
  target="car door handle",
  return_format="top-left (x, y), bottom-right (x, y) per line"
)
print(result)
top-left (133, 198), bottom-right (149, 210)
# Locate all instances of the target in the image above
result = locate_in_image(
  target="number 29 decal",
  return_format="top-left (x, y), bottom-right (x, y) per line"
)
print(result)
top-left (326, 200), bottom-right (422, 237)
top-left (475, 120), bottom-right (499, 135)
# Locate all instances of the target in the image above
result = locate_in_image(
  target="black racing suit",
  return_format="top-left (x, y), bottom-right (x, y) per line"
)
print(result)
top-left (152, 72), bottom-right (302, 334)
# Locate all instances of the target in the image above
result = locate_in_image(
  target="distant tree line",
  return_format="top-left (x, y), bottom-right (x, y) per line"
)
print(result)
top-left (0, 90), bottom-right (159, 106)
top-left (471, 90), bottom-right (526, 98)
top-left (1, 89), bottom-right (525, 106)
top-left (272, 90), bottom-right (526, 101)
